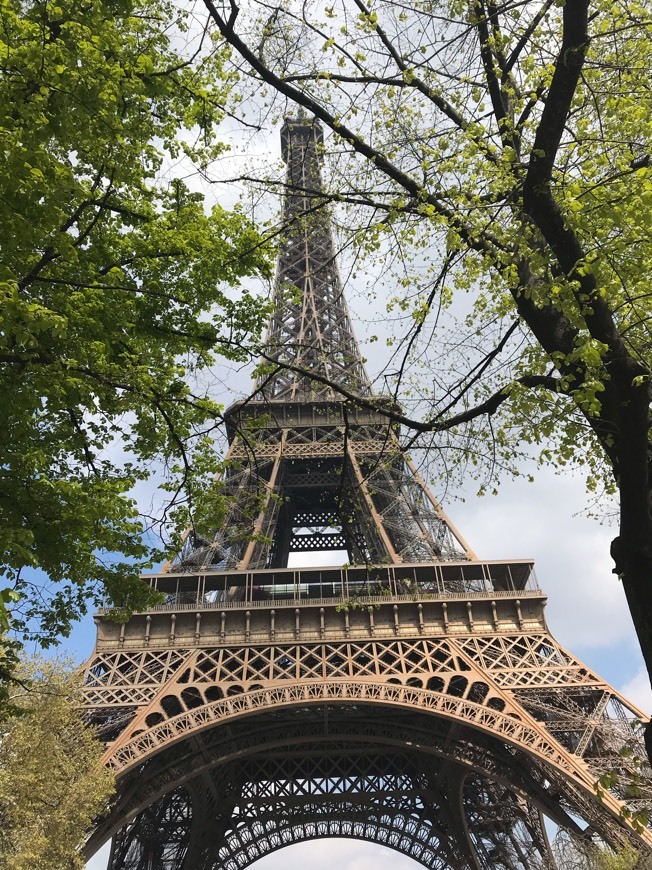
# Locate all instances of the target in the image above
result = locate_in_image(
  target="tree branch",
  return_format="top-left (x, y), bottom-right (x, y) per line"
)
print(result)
top-left (200, 0), bottom-right (507, 259)
top-left (523, 0), bottom-right (648, 386)
top-left (254, 346), bottom-right (562, 433)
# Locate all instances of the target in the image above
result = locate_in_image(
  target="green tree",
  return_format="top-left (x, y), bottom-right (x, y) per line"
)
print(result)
top-left (0, 656), bottom-right (114, 869)
top-left (553, 829), bottom-right (648, 869)
top-left (0, 0), bottom-right (272, 647)
top-left (200, 0), bottom-right (652, 729)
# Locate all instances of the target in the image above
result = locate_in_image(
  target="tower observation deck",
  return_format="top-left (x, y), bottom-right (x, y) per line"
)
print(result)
top-left (83, 118), bottom-right (652, 869)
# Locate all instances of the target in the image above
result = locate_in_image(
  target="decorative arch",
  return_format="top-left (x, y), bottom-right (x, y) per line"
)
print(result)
top-left (87, 682), bottom-right (648, 870)
top-left (89, 680), bottom-right (650, 866)
top-left (107, 680), bottom-right (580, 776)
top-left (91, 704), bottom-right (574, 857)
top-left (104, 750), bottom-right (554, 870)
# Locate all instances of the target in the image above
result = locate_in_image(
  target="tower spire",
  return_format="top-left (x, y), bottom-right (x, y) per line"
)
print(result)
top-left (258, 116), bottom-right (371, 401)
top-left (169, 115), bottom-right (474, 574)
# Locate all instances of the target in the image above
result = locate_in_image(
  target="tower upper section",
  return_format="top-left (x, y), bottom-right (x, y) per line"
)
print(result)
top-left (256, 117), bottom-right (372, 401)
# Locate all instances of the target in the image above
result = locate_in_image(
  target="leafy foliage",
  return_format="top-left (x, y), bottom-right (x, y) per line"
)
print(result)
top-left (0, 656), bottom-right (114, 869)
top-left (0, 0), bottom-right (272, 644)
top-left (553, 830), bottom-right (646, 870)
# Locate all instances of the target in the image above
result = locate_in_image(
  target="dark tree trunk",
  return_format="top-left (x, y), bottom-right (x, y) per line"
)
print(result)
top-left (610, 380), bottom-right (652, 757)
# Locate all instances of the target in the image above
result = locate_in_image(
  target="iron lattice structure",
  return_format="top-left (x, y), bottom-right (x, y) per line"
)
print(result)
top-left (84, 118), bottom-right (652, 869)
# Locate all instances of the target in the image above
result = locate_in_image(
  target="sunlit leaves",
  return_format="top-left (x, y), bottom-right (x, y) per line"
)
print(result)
top-left (215, 0), bottom-right (652, 501)
top-left (0, 656), bottom-right (114, 868)
top-left (0, 0), bottom-right (272, 645)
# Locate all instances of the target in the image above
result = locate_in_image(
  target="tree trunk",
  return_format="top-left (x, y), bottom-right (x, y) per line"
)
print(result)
top-left (611, 380), bottom-right (652, 758)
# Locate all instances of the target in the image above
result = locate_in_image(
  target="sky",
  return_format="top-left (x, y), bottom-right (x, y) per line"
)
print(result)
top-left (79, 115), bottom-right (652, 870)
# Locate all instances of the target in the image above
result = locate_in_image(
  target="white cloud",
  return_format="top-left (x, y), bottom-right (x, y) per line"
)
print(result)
top-left (451, 467), bottom-right (634, 652)
top-left (619, 666), bottom-right (652, 715)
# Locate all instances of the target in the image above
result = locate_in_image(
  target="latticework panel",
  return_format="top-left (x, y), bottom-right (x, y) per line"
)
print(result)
top-left (352, 449), bottom-right (470, 562)
top-left (95, 699), bottom-right (650, 870)
top-left (83, 634), bottom-right (604, 703)
top-left (258, 117), bottom-right (371, 402)
top-left (104, 740), bottom-right (558, 870)
top-left (84, 624), bottom-right (652, 850)
top-left (172, 421), bottom-right (471, 572)
top-left (463, 776), bottom-right (551, 869)
top-left (108, 787), bottom-right (192, 870)
top-left (173, 440), bottom-right (281, 573)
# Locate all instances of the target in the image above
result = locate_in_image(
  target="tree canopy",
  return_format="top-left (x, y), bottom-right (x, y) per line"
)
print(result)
top-left (0, 0), bottom-right (272, 646)
top-left (199, 0), bottom-right (652, 712)
top-left (0, 656), bottom-right (114, 869)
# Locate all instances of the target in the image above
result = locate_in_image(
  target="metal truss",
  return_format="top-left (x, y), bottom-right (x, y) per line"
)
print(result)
top-left (170, 114), bottom-right (473, 573)
top-left (172, 417), bottom-right (473, 572)
top-left (257, 117), bottom-right (371, 402)
top-left (87, 681), bottom-right (650, 868)
top-left (85, 615), bottom-right (652, 867)
top-left (104, 749), bottom-right (470, 870)
top-left (84, 117), bottom-right (652, 869)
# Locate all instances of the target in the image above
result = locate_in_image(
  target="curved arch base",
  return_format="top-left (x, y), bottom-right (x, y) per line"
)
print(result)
top-left (93, 703), bottom-right (626, 870)
top-left (107, 749), bottom-right (553, 870)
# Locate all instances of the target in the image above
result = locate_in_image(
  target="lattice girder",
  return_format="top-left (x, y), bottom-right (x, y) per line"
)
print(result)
top-left (108, 787), bottom-right (193, 870)
top-left (257, 117), bottom-right (371, 402)
top-left (85, 618), bottom-right (648, 792)
top-left (173, 404), bottom-right (474, 572)
top-left (88, 702), bottom-right (638, 869)
top-left (88, 702), bottom-right (605, 847)
top-left (98, 678), bottom-right (645, 837)
top-left (207, 752), bottom-right (471, 870)
top-left (84, 603), bottom-right (652, 866)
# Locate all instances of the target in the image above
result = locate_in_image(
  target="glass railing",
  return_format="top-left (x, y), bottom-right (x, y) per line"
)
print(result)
top-left (128, 559), bottom-right (541, 612)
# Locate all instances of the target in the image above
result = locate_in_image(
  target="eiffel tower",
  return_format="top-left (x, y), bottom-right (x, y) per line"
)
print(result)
top-left (83, 117), bottom-right (652, 869)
